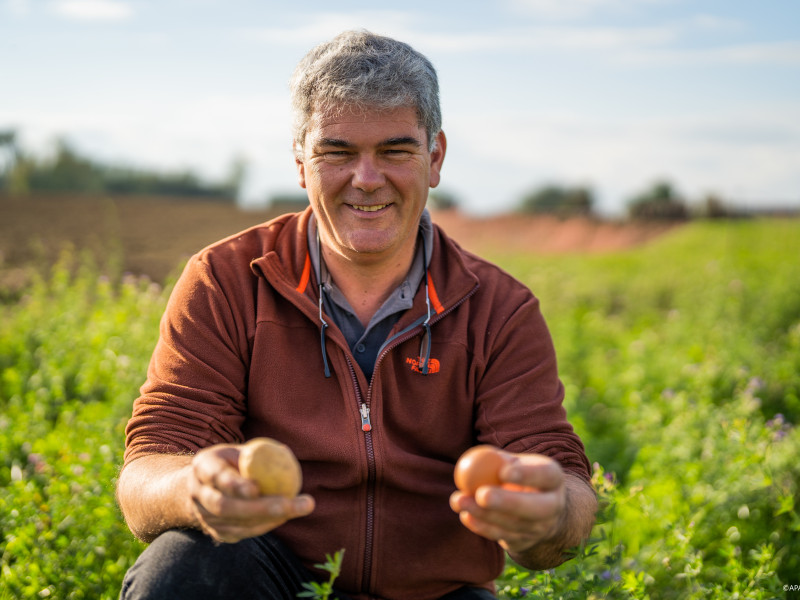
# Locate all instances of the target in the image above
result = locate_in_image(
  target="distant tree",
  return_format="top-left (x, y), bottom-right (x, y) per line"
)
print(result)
top-left (225, 155), bottom-right (248, 200)
top-left (4, 155), bottom-right (34, 195)
top-left (627, 180), bottom-right (689, 221)
top-left (3, 136), bottom-right (240, 201)
top-left (696, 193), bottom-right (747, 219)
top-left (0, 130), bottom-right (21, 191)
top-left (269, 193), bottom-right (309, 213)
top-left (27, 139), bottom-right (104, 192)
top-left (427, 189), bottom-right (458, 211)
top-left (0, 130), bottom-right (19, 162)
top-left (517, 184), bottom-right (593, 217)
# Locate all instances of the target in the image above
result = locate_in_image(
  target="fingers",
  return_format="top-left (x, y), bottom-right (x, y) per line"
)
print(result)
top-left (194, 489), bottom-right (315, 525)
top-left (500, 453), bottom-right (564, 492)
top-left (193, 493), bottom-right (315, 544)
top-left (477, 485), bottom-right (562, 522)
top-left (450, 487), bottom-right (561, 528)
top-left (449, 452), bottom-right (566, 551)
top-left (450, 486), bottom-right (563, 552)
top-left (454, 503), bottom-right (557, 552)
top-left (193, 445), bottom-right (259, 499)
top-left (188, 444), bottom-right (314, 544)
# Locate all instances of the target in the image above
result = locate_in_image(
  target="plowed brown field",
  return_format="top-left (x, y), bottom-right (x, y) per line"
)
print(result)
top-left (1, 193), bottom-right (677, 284)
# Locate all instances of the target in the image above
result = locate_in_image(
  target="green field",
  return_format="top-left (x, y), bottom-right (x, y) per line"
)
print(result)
top-left (1, 219), bottom-right (799, 599)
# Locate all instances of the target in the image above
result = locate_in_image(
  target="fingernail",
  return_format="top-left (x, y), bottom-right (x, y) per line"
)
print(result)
top-left (296, 496), bottom-right (314, 513)
top-left (240, 482), bottom-right (258, 498)
top-left (505, 466), bottom-right (522, 483)
top-left (476, 487), bottom-right (495, 508)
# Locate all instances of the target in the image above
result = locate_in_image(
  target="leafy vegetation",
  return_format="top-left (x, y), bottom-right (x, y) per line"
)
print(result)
top-left (298, 550), bottom-right (345, 600)
top-left (491, 218), bottom-right (800, 598)
top-left (1, 219), bottom-right (798, 598)
top-left (0, 248), bottom-right (160, 599)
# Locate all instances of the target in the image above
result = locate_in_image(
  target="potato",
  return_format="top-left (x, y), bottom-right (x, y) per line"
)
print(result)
top-left (238, 437), bottom-right (302, 497)
top-left (453, 444), bottom-right (508, 494)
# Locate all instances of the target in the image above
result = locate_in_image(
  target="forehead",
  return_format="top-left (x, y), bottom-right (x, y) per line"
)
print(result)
top-left (307, 104), bottom-right (424, 141)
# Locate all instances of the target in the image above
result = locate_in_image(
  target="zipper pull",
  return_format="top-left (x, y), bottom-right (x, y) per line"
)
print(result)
top-left (360, 403), bottom-right (372, 432)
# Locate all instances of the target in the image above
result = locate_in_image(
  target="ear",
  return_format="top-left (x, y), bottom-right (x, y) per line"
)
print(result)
top-left (294, 141), bottom-right (307, 189)
top-left (428, 130), bottom-right (447, 189)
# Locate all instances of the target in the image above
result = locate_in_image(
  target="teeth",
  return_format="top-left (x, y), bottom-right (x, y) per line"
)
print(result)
top-left (353, 204), bottom-right (388, 212)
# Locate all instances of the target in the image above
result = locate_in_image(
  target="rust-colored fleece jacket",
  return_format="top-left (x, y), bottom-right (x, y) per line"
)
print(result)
top-left (124, 207), bottom-right (591, 600)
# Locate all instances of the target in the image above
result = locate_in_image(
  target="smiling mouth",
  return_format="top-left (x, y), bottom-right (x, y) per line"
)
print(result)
top-left (352, 204), bottom-right (389, 212)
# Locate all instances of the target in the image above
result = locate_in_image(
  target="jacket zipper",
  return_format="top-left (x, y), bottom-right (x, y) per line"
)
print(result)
top-left (352, 285), bottom-right (478, 592)
top-left (346, 358), bottom-right (377, 595)
top-left (360, 403), bottom-right (372, 432)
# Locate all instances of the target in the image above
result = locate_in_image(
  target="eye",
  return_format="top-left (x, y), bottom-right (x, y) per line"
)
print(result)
top-left (383, 148), bottom-right (412, 158)
top-left (321, 150), bottom-right (351, 162)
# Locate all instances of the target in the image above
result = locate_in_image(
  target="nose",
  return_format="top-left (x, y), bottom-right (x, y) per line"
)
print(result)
top-left (351, 155), bottom-right (385, 193)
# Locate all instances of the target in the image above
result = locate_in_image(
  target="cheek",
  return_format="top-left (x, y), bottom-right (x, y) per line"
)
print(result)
top-left (307, 163), bottom-right (348, 193)
top-left (387, 167), bottom-right (427, 196)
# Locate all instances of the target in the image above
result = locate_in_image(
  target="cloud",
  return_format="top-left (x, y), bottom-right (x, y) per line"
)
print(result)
top-left (687, 13), bottom-right (744, 33)
top-left (508, 0), bottom-right (620, 20)
top-left (619, 40), bottom-right (800, 66)
top-left (240, 11), bottom-right (418, 46)
top-left (507, 0), bottom-right (672, 20)
top-left (239, 8), bottom-right (778, 70)
top-left (49, 0), bottom-right (133, 22)
top-left (416, 25), bottom-right (676, 53)
top-left (241, 11), bottom-right (677, 55)
top-left (3, 0), bottom-right (31, 16)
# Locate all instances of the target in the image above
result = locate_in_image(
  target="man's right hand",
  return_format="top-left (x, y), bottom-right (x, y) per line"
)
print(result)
top-left (188, 444), bottom-right (315, 544)
top-left (117, 446), bottom-right (315, 544)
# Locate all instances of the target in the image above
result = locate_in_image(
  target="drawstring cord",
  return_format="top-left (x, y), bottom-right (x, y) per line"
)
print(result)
top-left (317, 233), bottom-right (332, 378)
top-left (419, 233), bottom-right (433, 376)
top-left (419, 286), bottom-right (433, 375)
top-left (318, 283), bottom-right (332, 378)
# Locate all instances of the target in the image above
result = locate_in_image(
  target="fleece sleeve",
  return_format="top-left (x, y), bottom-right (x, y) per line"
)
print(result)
top-left (123, 254), bottom-right (252, 466)
top-left (473, 289), bottom-right (592, 485)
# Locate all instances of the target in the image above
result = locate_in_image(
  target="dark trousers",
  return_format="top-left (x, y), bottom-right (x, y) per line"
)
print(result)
top-left (120, 529), bottom-right (496, 599)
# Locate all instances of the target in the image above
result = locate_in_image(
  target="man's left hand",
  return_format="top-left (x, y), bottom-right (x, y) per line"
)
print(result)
top-left (449, 452), bottom-right (567, 555)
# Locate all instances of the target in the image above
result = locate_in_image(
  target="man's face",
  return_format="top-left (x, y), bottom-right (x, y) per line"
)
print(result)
top-left (296, 105), bottom-right (446, 265)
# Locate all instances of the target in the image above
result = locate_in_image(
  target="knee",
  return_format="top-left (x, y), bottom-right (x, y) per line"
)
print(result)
top-left (120, 529), bottom-right (246, 599)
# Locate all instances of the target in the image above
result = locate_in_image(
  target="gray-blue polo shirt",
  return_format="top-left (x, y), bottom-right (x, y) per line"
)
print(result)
top-left (307, 210), bottom-right (434, 379)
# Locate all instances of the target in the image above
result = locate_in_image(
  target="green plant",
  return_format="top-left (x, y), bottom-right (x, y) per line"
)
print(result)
top-left (297, 549), bottom-right (345, 600)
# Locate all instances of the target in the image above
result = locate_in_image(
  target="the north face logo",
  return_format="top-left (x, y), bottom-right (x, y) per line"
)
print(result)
top-left (406, 356), bottom-right (440, 374)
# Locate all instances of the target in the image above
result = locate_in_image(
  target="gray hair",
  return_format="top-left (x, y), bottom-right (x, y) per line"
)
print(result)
top-left (290, 30), bottom-right (442, 153)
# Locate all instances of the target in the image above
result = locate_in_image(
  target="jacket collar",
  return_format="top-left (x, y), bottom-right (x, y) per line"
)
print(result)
top-left (249, 206), bottom-right (480, 326)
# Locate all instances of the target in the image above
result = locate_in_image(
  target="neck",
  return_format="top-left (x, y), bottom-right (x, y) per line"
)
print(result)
top-left (321, 239), bottom-right (416, 328)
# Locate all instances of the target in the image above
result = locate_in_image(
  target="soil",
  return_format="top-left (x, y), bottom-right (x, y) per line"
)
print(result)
top-left (1, 193), bottom-right (678, 284)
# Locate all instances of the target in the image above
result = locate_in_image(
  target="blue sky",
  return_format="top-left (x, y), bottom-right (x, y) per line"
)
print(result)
top-left (2, 0), bottom-right (799, 216)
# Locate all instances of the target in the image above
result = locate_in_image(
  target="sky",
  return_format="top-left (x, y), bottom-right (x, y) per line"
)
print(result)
top-left (2, 0), bottom-right (799, 216)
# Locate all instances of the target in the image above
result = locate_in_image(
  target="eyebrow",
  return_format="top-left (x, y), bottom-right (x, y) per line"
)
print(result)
top-left (317, 136), bottom-right (423, 149)
top-left (318, 138), bottom-right (352, 148)
top-left (383, 136), bottom-right (423, 147)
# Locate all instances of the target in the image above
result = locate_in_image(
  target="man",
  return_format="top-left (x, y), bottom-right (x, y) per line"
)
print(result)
top-left (117, 30), bottom-right (597, 600)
